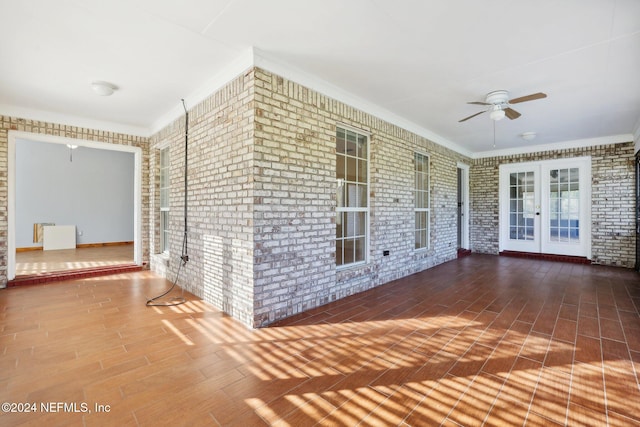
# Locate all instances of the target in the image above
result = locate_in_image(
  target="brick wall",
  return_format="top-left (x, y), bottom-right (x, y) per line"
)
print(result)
top-left (252, 68), bottom-right (470, 326)
top-left (470, 142), bottom-right (636, 267)
top-left (2, 72), bottom-right (634, 328)
top-left (0, 116), bottom-right (150, 286)
top-left (2, 78), bottom-right (635, 330)
top-left (149, 70), bottom-right (256, 326)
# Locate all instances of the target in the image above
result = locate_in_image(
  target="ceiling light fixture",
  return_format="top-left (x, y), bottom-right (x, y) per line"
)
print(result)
top-left (91, 81), bottom-right (117, 96)
top-left (489, 105), bottom-right (505, 121)
top-left (520, 132), bottom-right (537, 141)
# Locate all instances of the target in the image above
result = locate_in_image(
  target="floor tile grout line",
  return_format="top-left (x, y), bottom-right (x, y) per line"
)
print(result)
top-left (564, 292), bottom-right (584, 426)
top-left (478, 300), bottom-right (532, 426)
top-left (440, 297), bottom-right (520, 424)
top-left (612, 293), bottom-right (640, 396)
top-left (406, 296), bottom-right (516, 425)
top-left (398, 322), bottom-right (476, 424)
top-left (595, 293), bottom-right (612, 427)
top-left (516, 295), bottom-right (557, 425)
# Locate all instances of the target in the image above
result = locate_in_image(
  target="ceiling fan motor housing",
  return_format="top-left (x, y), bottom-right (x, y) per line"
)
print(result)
top-left (485, 90), bottom-right (510, 108)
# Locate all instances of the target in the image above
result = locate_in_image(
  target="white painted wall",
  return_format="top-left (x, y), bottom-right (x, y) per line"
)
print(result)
top-left (15, 139), bottom-right (134, 248)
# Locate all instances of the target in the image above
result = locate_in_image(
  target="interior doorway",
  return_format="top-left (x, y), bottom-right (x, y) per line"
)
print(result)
top-left (457, 163), bottom-right (470, 250)
top-left (499, 157), bottom-right (591, 258)
top-left (7, 131), bottom-right (143, 280)
top-left (636, 152), bottom-right (640, 271)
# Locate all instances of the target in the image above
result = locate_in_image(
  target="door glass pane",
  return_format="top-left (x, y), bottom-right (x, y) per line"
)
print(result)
top-left (509, 171), bottom-right (535, 241)
top-left (549, 168), bottom-right (579, 243)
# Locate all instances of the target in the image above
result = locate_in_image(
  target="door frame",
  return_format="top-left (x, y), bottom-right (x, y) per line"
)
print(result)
top-left (457, 162), bottom-right (470, 250)
top-left (7, 130), bottom-right (143, 280)
top-left (499, 156), bottom-right (591, 258)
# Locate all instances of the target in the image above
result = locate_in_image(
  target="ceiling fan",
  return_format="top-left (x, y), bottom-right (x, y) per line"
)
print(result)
top-left (458, 90), bottom-right (547, 122)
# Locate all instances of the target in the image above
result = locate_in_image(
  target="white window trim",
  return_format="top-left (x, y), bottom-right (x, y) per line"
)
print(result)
top-left (159, 146), bottom-right (170, 254)
top-left (414, 151), bottom-right (431, 251)
top-left (336, 125), bottom-right (370, 270)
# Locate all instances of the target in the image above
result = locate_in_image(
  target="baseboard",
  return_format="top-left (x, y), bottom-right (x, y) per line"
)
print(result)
top-left (17, 241), bottom-right (133, 252)
top-left (76, 241), bottom-right (133, 249)
top-left (457, 248), bottom-right (472, 258)
top-left (16, 246), bottom-right (43, 252)
top-left (499, 250), bottom-right (591, 264)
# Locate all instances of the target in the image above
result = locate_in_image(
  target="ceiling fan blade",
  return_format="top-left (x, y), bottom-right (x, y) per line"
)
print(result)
top-left (509, 92), bottom-right (547, 104)
top-left (467, 101), bottom-right (490, 105)
top-left (458, 110), bottom-right (487, 122)
top-left (504, 107), bottom-right (521, 120)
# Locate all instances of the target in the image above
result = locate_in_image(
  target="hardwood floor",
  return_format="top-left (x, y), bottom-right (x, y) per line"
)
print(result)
top-left (1, 254), bottom-right (639, 426)
top-left (15, 245), bottom-right (134, 276)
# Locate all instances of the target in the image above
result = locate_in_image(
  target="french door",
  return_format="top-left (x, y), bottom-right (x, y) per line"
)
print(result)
top-left (499, 157), bottom-right (591, 257)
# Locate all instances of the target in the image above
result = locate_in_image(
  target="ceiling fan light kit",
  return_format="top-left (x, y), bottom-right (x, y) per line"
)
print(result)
top-left (489, 106), bottom-right (505, 121)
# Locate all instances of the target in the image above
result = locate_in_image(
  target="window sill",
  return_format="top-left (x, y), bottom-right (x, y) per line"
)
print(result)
top-left (336, 260), bottom-right (367, 272)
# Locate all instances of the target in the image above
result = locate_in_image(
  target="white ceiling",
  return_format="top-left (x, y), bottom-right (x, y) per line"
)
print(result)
top-left (1, 0), bottom-right (639, 156)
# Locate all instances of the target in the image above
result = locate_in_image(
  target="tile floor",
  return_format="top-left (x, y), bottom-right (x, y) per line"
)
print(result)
top-left (1, 254), bottom-right (639, 426)
top-left (15, 245), bottom-right (134, 276)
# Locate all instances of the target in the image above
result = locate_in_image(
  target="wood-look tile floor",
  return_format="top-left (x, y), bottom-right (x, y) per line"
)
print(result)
top-left (15, 245), bottom-right (134, 276)
top-left (1, 254), bottom-right (639, 426)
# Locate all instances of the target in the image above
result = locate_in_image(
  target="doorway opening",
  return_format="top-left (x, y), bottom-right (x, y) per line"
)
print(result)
top-left (636, 152), bottom-right (640, 271)
top-left (457, 163), bottom-right (470, 257)
top-left (7, 131), bottom-right (143, 282)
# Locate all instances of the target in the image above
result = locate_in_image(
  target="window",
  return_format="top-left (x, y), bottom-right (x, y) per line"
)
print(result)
top-left (415, 152), bottom-right (430, 250)
top-left (159, 147), bottom-right (170, 253)
top-left (336, 126), bottom-right (368, 267)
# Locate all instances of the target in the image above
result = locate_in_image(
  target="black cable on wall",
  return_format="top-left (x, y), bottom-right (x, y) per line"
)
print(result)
top-left (146, 99), bottom-right (190, 307)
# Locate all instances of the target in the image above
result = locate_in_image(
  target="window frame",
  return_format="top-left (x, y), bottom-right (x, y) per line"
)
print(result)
top-left (335, 124), bottom-right (370, 269)
top-left (159, 146), bottom-right (170, 254)
top-left (414, 151), bottom-right (431, 251)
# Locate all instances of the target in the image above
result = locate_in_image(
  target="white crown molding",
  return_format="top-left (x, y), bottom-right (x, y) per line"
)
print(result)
top-left (252, 48), bottom-right (473, 158)
top-left (0, 104), bottom-right (149, 137)
top-left (472, 134), bottom-right (634, 159)
top-left (148, 48), bottom-right (255, 135)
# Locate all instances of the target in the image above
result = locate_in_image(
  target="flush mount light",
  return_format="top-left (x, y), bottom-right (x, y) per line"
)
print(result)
top-left (91, 81), bottom-right (117, 96)
top-left (520, 132), bottom-right (537, 141)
